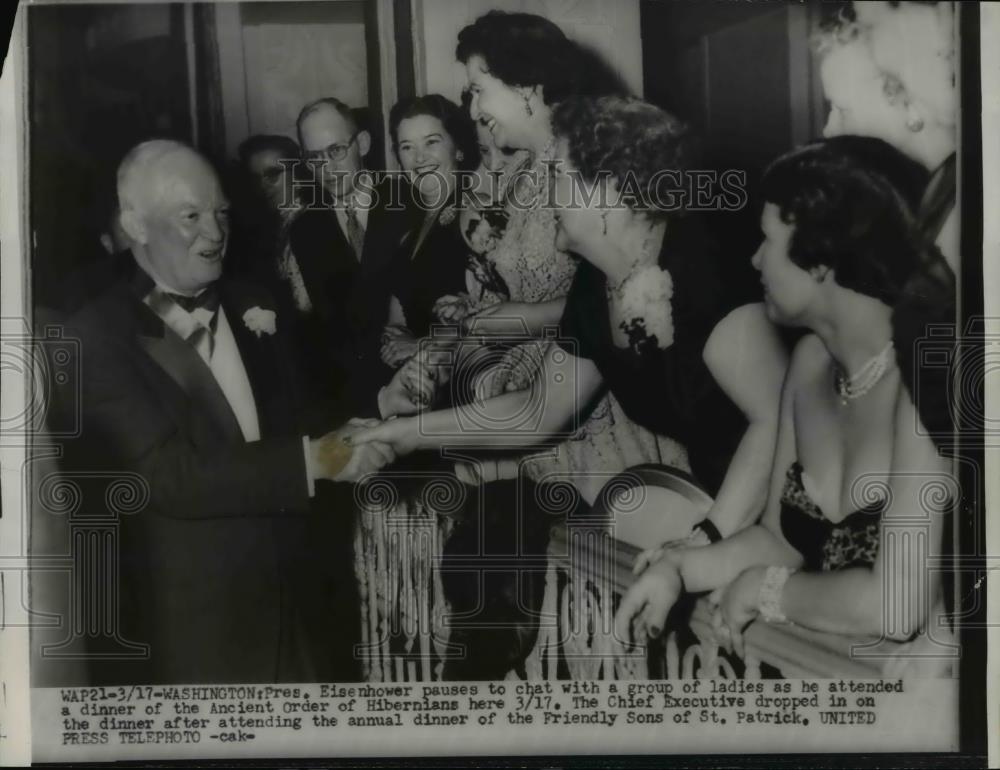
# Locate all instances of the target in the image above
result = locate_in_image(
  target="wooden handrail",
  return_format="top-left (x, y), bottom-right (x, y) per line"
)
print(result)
top-left (688, 599), bottom-right (890, 679)
top-left (540, 519), bottom-right (905, 679)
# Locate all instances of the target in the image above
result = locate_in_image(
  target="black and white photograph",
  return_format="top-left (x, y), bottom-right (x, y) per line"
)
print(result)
top-left (0, 0), bottom-right (992, 765)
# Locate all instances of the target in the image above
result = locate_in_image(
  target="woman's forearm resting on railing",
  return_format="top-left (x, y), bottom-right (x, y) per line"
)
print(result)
top-left (668, 524), bottom-right (802, 595)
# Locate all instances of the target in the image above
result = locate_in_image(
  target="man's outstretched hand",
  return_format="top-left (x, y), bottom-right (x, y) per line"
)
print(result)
top-left (310, 418), bottom-right (396, 484)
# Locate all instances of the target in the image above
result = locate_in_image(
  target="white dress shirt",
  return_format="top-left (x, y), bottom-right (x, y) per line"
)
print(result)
top-left (145, 281), bottom-right (320, 497)
top-left (193, 305), bottom-right (261, 442)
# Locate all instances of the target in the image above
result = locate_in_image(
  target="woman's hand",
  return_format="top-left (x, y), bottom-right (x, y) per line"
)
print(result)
top-left (381, 325), bottom-right (420, 367)
top-left (348, 415), bottom-right (420, 458)
top-left (712, 566), bottom-right (765, 659)
top-left (380, 357), bottom-right (436, 417)
top-left (433, 293), bottom-right (475, 324)
top-left (631, 528), bottom-right (714, 577)
top-left (614, 556), bottom-right (683, 649)
top-left (311, 418), bottom-right (396, 484)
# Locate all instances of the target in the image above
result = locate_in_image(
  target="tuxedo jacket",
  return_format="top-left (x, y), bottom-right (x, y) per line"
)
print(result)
top-left (286, 178), bottom-right (416, 406)
top-left (54, 262), bottom-right (357, 684)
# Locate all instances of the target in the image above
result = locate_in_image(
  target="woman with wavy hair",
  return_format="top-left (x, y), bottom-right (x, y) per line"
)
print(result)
top-left (445, 10), bottom-right (626, 318)
top-left (614, 136), bottom-right (955, 667)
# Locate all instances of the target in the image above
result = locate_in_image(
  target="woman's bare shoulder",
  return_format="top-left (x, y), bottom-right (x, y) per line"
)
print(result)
top-left (705, 303), bottom-right (786, 368)
top-left (703, 303), bottom-right (789, 414)
top-left (788, 331), bottom-right (830, 379)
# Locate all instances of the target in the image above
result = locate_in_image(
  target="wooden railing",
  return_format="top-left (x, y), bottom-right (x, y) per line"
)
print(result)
top-left (524, 518), bottom-right (905, 679)
top-left (522, 465), bottom-right (912, 681)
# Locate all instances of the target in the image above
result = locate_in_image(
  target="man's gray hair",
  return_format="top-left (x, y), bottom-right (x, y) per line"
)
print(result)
top-left (117, 138), bottom-right (194, 215)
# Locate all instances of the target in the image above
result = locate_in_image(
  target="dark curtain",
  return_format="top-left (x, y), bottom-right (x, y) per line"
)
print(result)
top-left (28, 4), bottom-right (192, 310)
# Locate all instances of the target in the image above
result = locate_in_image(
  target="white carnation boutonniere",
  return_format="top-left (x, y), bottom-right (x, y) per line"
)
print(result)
top-left (243, 307), bottom-right (277, 338)
top-left (608, 265), bottom-right (674, 355)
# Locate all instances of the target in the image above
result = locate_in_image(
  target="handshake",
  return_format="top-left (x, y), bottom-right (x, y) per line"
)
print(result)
top-left (308, 413), bottom-right (423, 484)
top-left (307, 351), bottom-right (441, 484)
top-left (308, 418), bottom-right (397, 484)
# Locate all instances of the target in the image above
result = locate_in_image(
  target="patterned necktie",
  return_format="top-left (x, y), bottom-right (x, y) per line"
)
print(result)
top-left (345, 202), bottom-right (365, 261)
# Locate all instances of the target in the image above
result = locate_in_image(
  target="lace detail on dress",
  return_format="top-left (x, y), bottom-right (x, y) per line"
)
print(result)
top-left (457, 144), bottom-right (689, 502)
top-left (779, 463), bottom-right (825, 522)
top-left (483, 150), bottom-right (575, 305)
top-left (780, 462), bottom-right (884, 572)
top-left (523, 389), bottom-right (690, 505)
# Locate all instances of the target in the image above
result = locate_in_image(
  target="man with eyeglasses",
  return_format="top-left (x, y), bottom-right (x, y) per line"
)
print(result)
top-left (287, 97), bottom-right (414, 415)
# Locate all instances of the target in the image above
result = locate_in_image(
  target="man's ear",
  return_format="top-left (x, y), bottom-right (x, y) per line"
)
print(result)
top-left (119, 208), bottom-right (147, 246)
top-left (356, 130), bottom-right (372, 159)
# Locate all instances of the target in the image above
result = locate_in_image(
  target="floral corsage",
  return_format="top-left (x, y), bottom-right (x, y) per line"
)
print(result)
top-left (608, 265), bottom-right (674, 355)
top-left (243, 307), bottom-right (277, 337)
top-left (438, 204), bottom-right (457, 226)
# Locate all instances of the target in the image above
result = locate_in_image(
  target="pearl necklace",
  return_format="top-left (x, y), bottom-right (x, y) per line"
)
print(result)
top-left (834, 341), bottom-right (895, 404)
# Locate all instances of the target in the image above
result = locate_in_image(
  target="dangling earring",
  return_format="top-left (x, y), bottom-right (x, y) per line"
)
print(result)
top-left (456, 150), bottom-right (464, 162)
top-left (522, 90), bottom-right (533, 117)
top-left (601, 211), bottom-right (608, 235)
top-left (906, 113), bottom-right (925, 133)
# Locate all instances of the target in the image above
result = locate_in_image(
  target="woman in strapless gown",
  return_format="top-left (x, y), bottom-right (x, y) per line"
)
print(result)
top-left (615, 136), bottom-right (956, 664)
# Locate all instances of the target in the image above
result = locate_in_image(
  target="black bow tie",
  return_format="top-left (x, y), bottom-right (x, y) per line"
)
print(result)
top-left (166, 286), bottom-right (220, 314)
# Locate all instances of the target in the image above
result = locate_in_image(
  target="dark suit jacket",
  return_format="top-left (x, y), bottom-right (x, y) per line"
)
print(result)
top-left (390, 206), bottom-right (471, 338)
top-left (286, 177), bottom-right (416, 408)
top-left (54, 261), bottom-right (352, 684)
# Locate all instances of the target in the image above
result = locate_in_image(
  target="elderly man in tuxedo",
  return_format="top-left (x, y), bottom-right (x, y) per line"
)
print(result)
top-left (286, 97), bottom-right (414, 409)
top-left (56, 140), bottom-right (427, 684)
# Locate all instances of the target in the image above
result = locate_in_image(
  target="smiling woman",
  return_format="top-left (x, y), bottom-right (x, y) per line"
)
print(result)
top-left (380, 94), bottom-right (477, 354)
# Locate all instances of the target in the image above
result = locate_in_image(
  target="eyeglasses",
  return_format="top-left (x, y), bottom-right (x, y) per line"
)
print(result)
top-left (304, 130), bottom-right (361, 163)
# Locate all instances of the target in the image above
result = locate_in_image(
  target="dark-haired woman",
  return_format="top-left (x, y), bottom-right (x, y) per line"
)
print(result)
top-left (615, 135), bottom-right (955, 666)
top-left (380, 94), bottom-right (479, 370)
top-left (436, 13), bottom-right (686, 505)
top-left (449, 11), bottom-right (626, 322)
